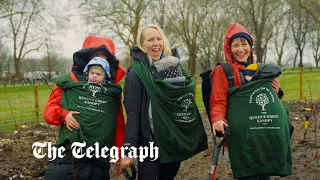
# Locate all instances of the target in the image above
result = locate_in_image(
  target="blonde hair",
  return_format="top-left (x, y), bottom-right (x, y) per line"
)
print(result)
top-left (137, 24), bottom-right (172, 58)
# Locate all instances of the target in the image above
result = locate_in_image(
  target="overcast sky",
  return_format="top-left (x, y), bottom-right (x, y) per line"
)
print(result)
top-left (2, 0), bottom-right (316, 67)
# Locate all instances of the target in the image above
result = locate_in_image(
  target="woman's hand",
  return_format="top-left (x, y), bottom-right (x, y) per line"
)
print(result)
top-left (115, 161), bottom-right (123, 176)
top-left (212, 120), bottom-right (228, 135)
top-left (272, 79), bottom-right (279, 94)
top-left (65, 111), bottom-right (80, 131)
top-left (120, 157), bottom-right (135, 170)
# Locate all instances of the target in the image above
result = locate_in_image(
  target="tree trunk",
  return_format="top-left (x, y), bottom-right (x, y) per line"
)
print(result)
top-left (263, 48), bottom-right (267, 64)
top-left (188, 52), bottom-right (196, 75)
top-left (255, 40), bottom-right (264, 63)
top-left (14, 57), bottom-right (20, 79)
top-left (293, 50), bottom-right (298, 69)
top-left (207, 58), bottom-right (211, 70)
top-left (298, 49), bottom-right (303, 67)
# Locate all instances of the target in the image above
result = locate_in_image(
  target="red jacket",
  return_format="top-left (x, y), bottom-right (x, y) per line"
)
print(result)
top-left (43, 36), bottom-right (126, 152)
top-left (209, 23), bottom-right (254, 124)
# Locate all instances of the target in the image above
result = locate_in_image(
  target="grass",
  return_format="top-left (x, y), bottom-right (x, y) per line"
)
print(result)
top-left (279, 71), bottom-right (320, 101)
top-left (1, 70), bottom-right (319, 132)
top-left (0, 85), bottom-right (52, 131)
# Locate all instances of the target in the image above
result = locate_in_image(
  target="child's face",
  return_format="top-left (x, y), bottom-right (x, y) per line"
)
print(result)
top-left (88, 69), bottom-right (105, 84)
top-left (245, 75), bottom-right (253, 81)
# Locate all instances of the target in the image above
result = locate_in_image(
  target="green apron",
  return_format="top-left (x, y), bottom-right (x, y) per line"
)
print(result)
top-left (56, 74), bottom-right (122, 161)
top-left (133, 59), bottom-right (208, 164)
top-left (227, 79), bottom-right (292, 178)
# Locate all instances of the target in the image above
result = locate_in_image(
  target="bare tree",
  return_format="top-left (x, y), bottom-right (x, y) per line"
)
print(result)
top-left (0, 42), bottom-right (9, 79)
top-left (80, 0), bottom-right (152, 48)
top-left (225, 0), bottom-right (287, 63)
top-left (298, 0), bottom-right (320, 24)
top-left (271, 16), bottom-right (292, 67)
top-left (4, 0), bottom-right (53, 78)
top-left (152, 0), bottom-right (180, 47)
top-left (311, 28), bottom-right (320, 68)
top-left (289, 1), bottom-right (312, 68)
top-left (0, 0), bottom-right (23, 19)
top-left (197, 7), bottom-right (230, 70)
top-left (80, 0), bottom-right (152, 68)
top-left (298, 0), bottom-right (320, 68)
top-left (21, 58), bottom-right (39, 74)
top-left (165, 0), bottom-right (215, 75)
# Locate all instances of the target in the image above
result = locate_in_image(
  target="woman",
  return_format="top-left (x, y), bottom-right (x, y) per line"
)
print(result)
top-left (210, 23), bottom-right (292, 179)
top-left (120, 24), bottom-right (208, 180)
top-left (43, 36), bottom-right (125, 180)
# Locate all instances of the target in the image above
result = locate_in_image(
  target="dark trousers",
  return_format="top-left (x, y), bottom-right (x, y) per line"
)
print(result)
top-left (44, 150), bottom-right (110, 180)
top-left (138, 157), bottom-right (181, 180)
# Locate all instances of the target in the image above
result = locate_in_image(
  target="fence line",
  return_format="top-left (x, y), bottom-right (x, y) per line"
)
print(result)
top-left (1, 75), bottom-right (319, 132)
top-left (0, 87), bottom-right (46, 131)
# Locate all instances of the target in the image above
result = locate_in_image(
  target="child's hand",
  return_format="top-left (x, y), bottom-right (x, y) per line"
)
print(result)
top-left (65, 111), bottom-right (80, 131)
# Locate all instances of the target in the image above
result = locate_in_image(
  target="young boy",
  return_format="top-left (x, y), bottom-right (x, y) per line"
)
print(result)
top-left (84, 57), bottom-right (111, 85)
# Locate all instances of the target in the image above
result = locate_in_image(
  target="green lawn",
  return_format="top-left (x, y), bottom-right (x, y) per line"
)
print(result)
top-left (279, 71), bottom-right (320, 101)
top-left (0, 85), bottom-right (53, 131)
top-left (1, 71), bottom-right (319, 132)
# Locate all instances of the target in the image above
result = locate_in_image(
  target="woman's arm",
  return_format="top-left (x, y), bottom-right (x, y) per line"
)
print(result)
top-left (123, 69), bottom-right (143, 149)
top-left (209, 66), bottom-right (229, 134)
top-left (43, 85), bottom-right (70, 125)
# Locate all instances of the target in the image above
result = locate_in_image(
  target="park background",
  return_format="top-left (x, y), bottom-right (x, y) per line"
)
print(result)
top-left (0, 0), bottom-right (320, 179)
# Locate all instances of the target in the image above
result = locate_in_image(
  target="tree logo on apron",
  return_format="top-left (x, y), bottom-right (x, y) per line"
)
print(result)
top-left (173, 93), bottom-right (196, 123)
top-left (249, 87), bottom-right (275, 114)
top-left (256, 93), bottom-right (269, 111)
top-left (83, 83), bottom-right (107, 97)
top-left (176, 93), bottom-right (193, 111)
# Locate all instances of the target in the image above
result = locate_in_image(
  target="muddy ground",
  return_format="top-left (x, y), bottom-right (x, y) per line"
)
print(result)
top-left (0, 101), bottom-right (319, 180)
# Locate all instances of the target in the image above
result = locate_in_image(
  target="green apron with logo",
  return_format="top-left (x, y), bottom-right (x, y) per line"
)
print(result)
top-left (55, 74), bottom-right (122, 161)
top-left (133, 59), bottom-right (208, 164)
top-left (227, 79), bottom-right (292, 178)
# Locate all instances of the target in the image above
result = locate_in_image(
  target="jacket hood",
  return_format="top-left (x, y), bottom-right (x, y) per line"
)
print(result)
top-left (82, 36), bottom-right (116, 54)
top-left (72, 45), bottom-right (120, 83)
top-left (224, 23), bottom-right (254, 65)
top-left (72, 36), bottom-right (125, 83)
top-left (130, 46), bottom-right (150, 66)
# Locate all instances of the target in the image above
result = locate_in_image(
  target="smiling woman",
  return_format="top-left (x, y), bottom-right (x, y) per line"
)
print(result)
top-left (137, 24), bottom-right (172, 62)
top-left (209, 23), bottom-right (292, 180)
top-left (120, 24), bottom-right (208, 180)
top-left (140, 28), bottom-right (164, 61)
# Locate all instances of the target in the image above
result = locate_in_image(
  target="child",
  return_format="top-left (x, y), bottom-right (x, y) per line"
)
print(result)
top-left (83, 57), bottom-right (111, 85)
top-left (243, 63), bottom-right (259, 82)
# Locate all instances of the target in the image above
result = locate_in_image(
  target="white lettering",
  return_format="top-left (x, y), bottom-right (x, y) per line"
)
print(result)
top-left (32, 142), bottom-right (66, 160)
top-left (72, 141), bottom-right (86, 159)
top-left (32, 141), bottom-right (159, 163)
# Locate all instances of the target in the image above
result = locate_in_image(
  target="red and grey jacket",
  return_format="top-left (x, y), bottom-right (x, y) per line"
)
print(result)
top-left (43, 36), bottom-right (126, 152)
